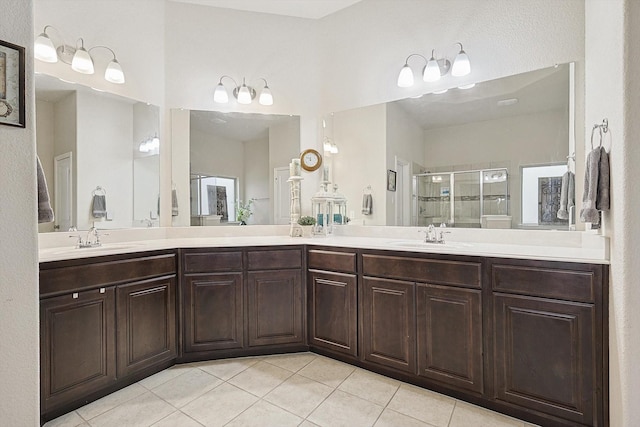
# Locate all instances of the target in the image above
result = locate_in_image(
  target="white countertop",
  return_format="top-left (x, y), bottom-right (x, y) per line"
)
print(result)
top-left (38, 226), bottom-right (610, 264)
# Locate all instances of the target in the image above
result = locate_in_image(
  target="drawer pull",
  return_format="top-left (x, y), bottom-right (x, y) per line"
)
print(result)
top-left (72, 292), bottom-right (79, 299)
top-left (100, 288), bottom-right (106, 294)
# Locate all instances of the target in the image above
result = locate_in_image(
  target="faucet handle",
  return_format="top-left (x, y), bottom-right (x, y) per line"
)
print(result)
top-left (438, 230), bottom-right (452, 243)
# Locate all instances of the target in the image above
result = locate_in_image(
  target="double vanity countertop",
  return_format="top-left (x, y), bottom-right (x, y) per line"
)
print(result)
top-left (38, 225), bottom-right (610, 264)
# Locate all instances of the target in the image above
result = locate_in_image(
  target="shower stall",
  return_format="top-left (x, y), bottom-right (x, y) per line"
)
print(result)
top-left (413, 168), bottom-right (509, 228)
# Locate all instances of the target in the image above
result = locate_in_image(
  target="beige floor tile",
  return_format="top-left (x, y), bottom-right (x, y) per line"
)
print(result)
top-left (88, 392), bottom-right (174, 427)
top-left (299, 421), bottom-right (320, 427)
top-left (262, 352), bottom-right (317, 372)
top-left (338, 369), bottom-right (400, 406)
top-left (374, 408), bottom-right (434, 427)
top-left (264, 374), bottom-right (333, 417)
top-left (387, 384), bottom-right (455, 427)
top-left (43, 411), bottom-right (85, 427)
top-left (308, 390), bottom-right (384, 427)
top-left (225, 400), bottom-right (302, 427)
top-left (449, 402), bottom-right (525, 427)
top-left (297, 356), bottom-right (356, 388)
top-left (139, 364), bottom-right (194, 390)
top-left (181, 383), bottom-right (258, 427)
top-left (195, 357), bottom-right (259, 380)
top-left (151, 368), bottom-right (222, 408)
top-left (227, 360), bottom-right (293, 397)
top-left (151, 410), bottom-right (204, 427)
top-left (76, 383), bottom-right (147, 420)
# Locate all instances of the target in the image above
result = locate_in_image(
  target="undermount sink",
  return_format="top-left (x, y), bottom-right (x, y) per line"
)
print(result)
top-left (45, 242), bottom-right (145, 255)
top-left (388, 240), bottom-right (471, 250)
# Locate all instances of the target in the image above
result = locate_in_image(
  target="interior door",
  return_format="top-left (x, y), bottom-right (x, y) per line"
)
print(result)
top-left (54, 152), bottom-right (73, 231)
top-left (274, 167), bottom-right (290, 225)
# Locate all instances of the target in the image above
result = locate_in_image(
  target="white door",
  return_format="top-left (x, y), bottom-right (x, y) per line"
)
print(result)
top-left (54, 152), bottom-right (73, 232)
top-left (396, 158), bottom-right (411, 226)
top-left (274, 167), bottom-right (290, 224)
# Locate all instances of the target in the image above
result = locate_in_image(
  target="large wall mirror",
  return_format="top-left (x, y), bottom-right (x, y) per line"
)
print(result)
top-left (188, 110), bottom-right (300, 226)
top-left (330, 63), bottom-right (577, 230)
top-left (36, 74), bottom-right (160, 232)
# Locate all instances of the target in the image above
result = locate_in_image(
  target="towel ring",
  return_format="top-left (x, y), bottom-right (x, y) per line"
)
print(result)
top-left (92, 186), bottom-right (107, 196)
top-left (590, 125), bottom-right (603, 150)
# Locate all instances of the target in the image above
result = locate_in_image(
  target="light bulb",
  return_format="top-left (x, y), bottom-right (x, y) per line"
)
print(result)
top-left (452, 44), bottom-right (471, 77)
top-left (105, 59), bottom-right (125, 84)
top-left (213, 82), bottom-right (229, 103)
top-left (330, 144), bottom-right (339, 154)
top-left (423, 51), bottom-right (441, 82)
top-left (34, 32), bottom-right (58, 63)
top-left (71, 46), bottom-right (94, 74)
top-left (237, 84), bottom-right (252, 104)
top-left (259, 85), bottom-right (273, 106)
top-left (397, 64), bottom-right (414, 87)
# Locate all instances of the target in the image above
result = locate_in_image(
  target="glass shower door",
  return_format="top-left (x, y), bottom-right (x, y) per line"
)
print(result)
top-left (415, 173), bottom-right (451, 226)
top-left (453, 171), bottom-right (481, 228)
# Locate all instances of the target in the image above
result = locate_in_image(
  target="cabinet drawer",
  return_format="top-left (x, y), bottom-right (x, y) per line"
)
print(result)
top-left (491, 262), bottom-right (599, 303)
top-left (247, 248), bottom-right (302, 270)
top-left (183, 251), bottom-right (243, 273)
top-left (308, 249), bottom-right (357, 273)
top-left (40, 253), bottom-right (176, 297)
top-left (362, 254), bottom-right (481, 288)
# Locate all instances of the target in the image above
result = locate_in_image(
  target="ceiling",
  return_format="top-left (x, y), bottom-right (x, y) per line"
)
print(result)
top-left (169, 0), bottom-right (362, 19)
top-left (190, 110), bottom-right (297, 141)
top-left (395, 64), bottom-right (569, 131)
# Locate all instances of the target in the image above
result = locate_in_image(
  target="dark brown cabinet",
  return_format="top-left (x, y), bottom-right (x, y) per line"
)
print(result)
top-left (308, 270), bottom-right (358, 356)
top-left (183, 273), bottom-right (244, 352)
top-left (116, 276), bottom-right (177, 378)
top-left (40, 287), bottom-right (116, 415)
top-left (247, 270), bottom-right (303, 346)
top-left (416, 284), bottom-right (483, 394)
top-left (362, 277), bottom-right (416, 373)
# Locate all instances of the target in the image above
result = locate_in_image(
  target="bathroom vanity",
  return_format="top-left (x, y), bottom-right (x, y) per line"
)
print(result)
top-left (39, 236), bottom-right (608, 427)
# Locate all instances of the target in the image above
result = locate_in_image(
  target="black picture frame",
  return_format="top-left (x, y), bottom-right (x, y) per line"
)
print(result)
top-left (387, 169), bottom-right (397, 191)
top-left (0, 39), bottom-right (25, 128)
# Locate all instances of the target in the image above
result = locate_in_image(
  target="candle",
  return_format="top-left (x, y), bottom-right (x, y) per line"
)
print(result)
top-left (323, 165), bottom-right (329, 182)
top-left (290, 159), bottom-right (301, 176)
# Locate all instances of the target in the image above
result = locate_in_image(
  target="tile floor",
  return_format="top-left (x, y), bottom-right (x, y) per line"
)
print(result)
top-left (44, 352), bottom-right (539, 427)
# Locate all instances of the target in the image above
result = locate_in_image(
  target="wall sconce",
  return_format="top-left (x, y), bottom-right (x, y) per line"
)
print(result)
top-left (397, 42), bottom-right (470, 88)
top-left (139, 135), bottom-right (160, 153)
top-left (34, 25), bottom-right (125, 84)
top-left (214, 76), bottom-right (273, 106)
top-left (323, 137), bottom-right (339, 154)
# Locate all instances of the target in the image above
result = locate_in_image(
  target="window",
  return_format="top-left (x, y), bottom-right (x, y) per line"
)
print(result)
top-left (190, 174), bottom-right (237, 221)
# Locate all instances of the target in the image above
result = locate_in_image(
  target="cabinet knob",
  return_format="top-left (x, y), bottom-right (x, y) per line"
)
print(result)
top-left (72, 292), bottom-right (79, 299)
top-left (100, 288), bottom-right (106, 294)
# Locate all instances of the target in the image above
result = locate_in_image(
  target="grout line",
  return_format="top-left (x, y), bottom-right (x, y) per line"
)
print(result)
top-left (447, 400), bottom-right (458, 427)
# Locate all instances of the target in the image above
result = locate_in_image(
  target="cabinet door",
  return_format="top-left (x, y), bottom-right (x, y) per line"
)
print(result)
top-left (493, 293), bottom-right (595, 426)
top-left (116, 276), bottom-right (176, 378)
top-left (362, 277), bottom-right (415, 373)
top-left (247, 270), bottom-right (303, 346)
top-left (40, 287), bottom-right (116, 414)
top-left (183, 273), bottom-right (244, 352)
top-left (417, 284), bottom-right (483, 393)
top-left (308, 270), bottom-right (357, 356)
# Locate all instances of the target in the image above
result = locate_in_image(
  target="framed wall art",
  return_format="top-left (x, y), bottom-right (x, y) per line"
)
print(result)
top-left (0, 39), bottom-right (25, 128)
top-left (387, 169), bottom-right (397, 191)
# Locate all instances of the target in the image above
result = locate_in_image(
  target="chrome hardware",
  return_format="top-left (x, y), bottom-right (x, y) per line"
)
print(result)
top-left (420, 224), bottom-right (451, 244)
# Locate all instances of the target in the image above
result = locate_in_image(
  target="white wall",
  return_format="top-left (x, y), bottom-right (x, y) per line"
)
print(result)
top-left (585, 1), bottom-right (639, 426)
top-left (76, 91), bottom-right (134, 230)
top-left (243, 138), bottom-right (270, 225)
top-left (333, 103), bottom-right (387, 225)
top-left (53, 93), bottom-right (78, 229)
top-left (268, 119), bottom-right (302, 218)
top-left (132, 103), bottom-right (160, 225)
top-left (385, 102), bottom-right (425, 225)
top-left (36, 99), bottom-right (55, 232)
top-left (0, 0), bottom-right (39, 424)
top-left (190, 128), bottom-right (244, 179)
top-left (170, 109), bottom-right (190, 226)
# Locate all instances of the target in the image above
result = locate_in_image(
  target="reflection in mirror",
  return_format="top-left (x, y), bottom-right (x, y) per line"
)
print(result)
top-left (189, 110), bottom-right (300, 226)
top-left (35, 74), bottom-right (160, 232)
top-left (331, 63), bottom-right (574, 229)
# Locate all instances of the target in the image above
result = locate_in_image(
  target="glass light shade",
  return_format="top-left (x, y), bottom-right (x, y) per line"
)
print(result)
top-left (397, 64), bottom-right (414, 87)
top-left (213, 83), bottom-right (229, 103)
top-left (451, 50), bottom-right (471, 76)
top-left (139, 142), bottom-right (150, 153)
top-left (259, 86), bottom-right (273, 106)
top-left (458, 83), bottom-right (476, 90)
top-left (71, 47), bottom-right (94, 74)
top-left (323, 139), bottom-right (333, 152)
top-left (34, 33), bottom-right (58, 63)
top-left (237, 84), bottom-right (252, 104)
top-left (330, 144), bottom-right (339, 154)
top-left (423, 58), bottom-right (441, 82)
top-left (104, 59), bottom-right (125, 84)
top-left (151, 136), bottom-right (160, 150)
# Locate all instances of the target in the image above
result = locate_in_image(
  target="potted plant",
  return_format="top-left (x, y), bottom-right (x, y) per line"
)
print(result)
top-left (236, 199), bottom-right (255, 225)
top-left (297, 216), bottom-right (316, 236)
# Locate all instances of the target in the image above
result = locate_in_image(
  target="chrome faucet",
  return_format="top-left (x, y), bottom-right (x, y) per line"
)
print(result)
top-left (68, 224), bottom-right (103, 248)
top-left (420, 224), bottom-right (451, 244)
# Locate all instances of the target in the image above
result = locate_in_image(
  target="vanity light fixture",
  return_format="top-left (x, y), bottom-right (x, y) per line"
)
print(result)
top-left (214, 76), bottom-right (274, 106)
top-left (458, 83), bottom-right (476, 90)
top-left (397, 42), bottom-right (471, 88)
top-left (139, 135), bottom-right (160, 153)
top-left (34, 26), bottom-right (126, 84)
